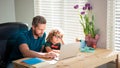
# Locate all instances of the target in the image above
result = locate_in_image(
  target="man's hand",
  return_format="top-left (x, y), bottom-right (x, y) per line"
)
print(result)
top-left (44, 52), bottom-right (57, 59)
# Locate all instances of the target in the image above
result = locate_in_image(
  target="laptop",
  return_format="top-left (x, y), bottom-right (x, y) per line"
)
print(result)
top-left (36, 42), bottom-right (80, 64)
top-left (55, 42), bottom-right (80, 60)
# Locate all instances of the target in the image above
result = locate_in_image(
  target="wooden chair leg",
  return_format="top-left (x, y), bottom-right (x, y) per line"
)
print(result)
top-left (116, 54), bottom-right (119, 68)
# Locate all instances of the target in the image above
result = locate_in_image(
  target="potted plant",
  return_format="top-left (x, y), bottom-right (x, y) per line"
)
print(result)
top-left (74, 2), bottom-right (100, 48)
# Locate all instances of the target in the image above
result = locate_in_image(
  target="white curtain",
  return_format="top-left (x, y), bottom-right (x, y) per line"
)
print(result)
top-left (107, 0), bottom-right (120, 51)
top-left (113, 0), bottom-right (120, 51)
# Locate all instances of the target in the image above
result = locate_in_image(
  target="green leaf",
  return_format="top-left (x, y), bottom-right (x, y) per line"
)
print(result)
top-left (92, 15), bottom-right (94, 22)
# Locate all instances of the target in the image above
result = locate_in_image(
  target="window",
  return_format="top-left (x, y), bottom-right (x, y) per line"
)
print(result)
top-left (34, 0), bottom-right (87, 43)
top-left (107, 0), bottom-right (120, 51)
top-left (114, 0), bottom-right (120, 51)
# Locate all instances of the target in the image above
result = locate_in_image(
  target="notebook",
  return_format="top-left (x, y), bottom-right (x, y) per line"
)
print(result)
top-left (55, 42), bottom-right (79, 60)
top-left (22, 57), bottom-right (45, 65)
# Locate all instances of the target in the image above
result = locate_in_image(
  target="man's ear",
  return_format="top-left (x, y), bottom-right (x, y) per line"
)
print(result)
top-left (32, 25), bottom-right (35, 30)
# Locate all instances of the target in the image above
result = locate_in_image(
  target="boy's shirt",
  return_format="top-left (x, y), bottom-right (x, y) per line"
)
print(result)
top-left (43, 41), bottom-right (61, 52)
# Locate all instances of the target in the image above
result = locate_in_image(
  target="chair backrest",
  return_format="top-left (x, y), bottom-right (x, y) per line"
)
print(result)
top-left (0, 22), bottom-right (28, 68)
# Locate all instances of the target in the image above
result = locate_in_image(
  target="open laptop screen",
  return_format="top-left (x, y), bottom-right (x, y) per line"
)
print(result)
top-left (56, 42), bottom-right (80, 60)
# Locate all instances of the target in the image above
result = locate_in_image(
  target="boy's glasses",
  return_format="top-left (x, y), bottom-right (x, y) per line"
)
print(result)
top-left (54, 35), bottom-right (62, 39)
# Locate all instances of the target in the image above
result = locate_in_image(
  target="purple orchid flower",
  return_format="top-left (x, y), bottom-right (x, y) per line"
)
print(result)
top-left (90, 6), bottom-right (92, 9)
top-left (85, 3), bottom-right (91, 7)
top-left (81, 11), bottom-right (85, 15)
top-left (83, 7), bottom-right (87, 10)
top-left (88, 6), bottom-right (92, 10)
top-left (74, 4), bottom-right (79, 9)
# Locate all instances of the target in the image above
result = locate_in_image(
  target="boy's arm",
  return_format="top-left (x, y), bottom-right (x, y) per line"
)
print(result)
top-left (45, 46), bottom-right (52, 52)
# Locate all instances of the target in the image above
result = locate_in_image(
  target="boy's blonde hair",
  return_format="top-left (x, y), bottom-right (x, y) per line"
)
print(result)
top-left (46, 28), bottom-right (63, 42)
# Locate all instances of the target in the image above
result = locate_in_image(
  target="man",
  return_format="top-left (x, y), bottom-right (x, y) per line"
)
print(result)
top-left (7, 16), bottom-right (56, 68)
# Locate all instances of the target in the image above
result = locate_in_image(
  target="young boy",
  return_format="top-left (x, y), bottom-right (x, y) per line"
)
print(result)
top-left (43, 28), bottom-right (64, 53)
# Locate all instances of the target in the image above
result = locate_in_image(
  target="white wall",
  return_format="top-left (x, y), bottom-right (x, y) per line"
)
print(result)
top-left (0, 0), bottom-right (34, 27)
top-left (15, 0), bottom-right (34, 28)
top-left (0, 0), bottom-right (15, 23)
top-left (90, 0), bottom-right (113, 68)
top-left (89, 0), bottom-right (107, 48)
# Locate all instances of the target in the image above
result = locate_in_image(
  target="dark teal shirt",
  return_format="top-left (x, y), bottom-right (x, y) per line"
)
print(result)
top-left (8, 28), bottom-right (46, 62)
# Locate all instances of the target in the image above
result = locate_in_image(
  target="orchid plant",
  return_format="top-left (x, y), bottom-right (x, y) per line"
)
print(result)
top-left (74, 2), bottom-right (98, 38)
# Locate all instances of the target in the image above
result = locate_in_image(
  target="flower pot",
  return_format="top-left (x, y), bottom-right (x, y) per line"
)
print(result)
top-left (85, 34), bottom-right (99, 48)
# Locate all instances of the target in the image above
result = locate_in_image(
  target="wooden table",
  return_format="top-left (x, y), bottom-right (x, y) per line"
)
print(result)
top-left (13, 48), bottom-right (119, 68)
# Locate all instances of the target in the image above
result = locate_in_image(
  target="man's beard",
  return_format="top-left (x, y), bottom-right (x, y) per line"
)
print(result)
top-left (33, 31), bottom-right (43, 37)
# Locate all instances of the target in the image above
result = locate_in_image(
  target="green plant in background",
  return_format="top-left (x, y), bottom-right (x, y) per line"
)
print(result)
top-left (74, 2), bottom-right (98, 38)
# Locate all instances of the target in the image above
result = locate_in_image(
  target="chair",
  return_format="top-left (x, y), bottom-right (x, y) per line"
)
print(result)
top-left (0, 22), bottom-right (28, 68)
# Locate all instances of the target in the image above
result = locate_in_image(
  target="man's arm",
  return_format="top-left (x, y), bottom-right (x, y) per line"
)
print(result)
top-left (19, 43), bottom-right (56, 59)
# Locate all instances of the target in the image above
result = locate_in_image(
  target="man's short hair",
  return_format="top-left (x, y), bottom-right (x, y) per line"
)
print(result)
top-left (32, 16), bottom-right (46, 27)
